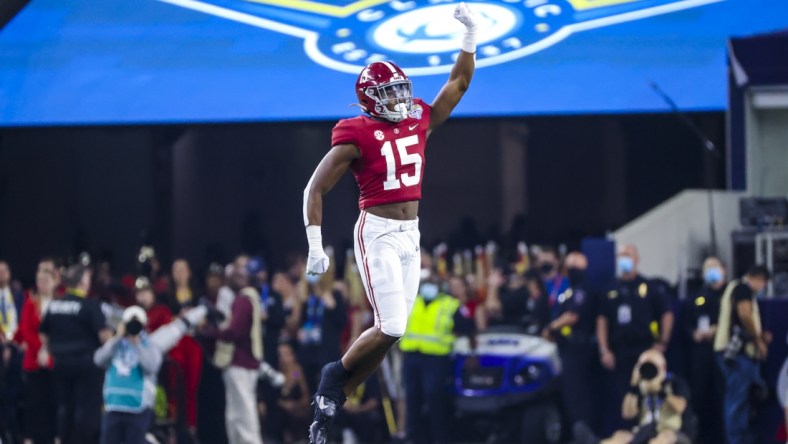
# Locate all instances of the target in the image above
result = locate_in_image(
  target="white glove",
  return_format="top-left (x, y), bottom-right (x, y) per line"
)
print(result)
top-left (306, 225), bottom-right (330, 275)
top-left (454, 2), bottom-right (478, 53)
top-left (182, 305), bottom-right (207, 328)
top-left (454, 2), bottom-right (476, 29)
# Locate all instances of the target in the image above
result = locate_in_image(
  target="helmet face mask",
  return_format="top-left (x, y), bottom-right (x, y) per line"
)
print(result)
top-left (356, 62), bottom-right (413, 123)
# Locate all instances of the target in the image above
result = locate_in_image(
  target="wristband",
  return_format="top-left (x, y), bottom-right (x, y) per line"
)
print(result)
top-left (627, 384), bottom-right (639, 396)
top-left (461, 26), bottom-right (477, 54)
top-left (306, 225), bottom-right (323, 251)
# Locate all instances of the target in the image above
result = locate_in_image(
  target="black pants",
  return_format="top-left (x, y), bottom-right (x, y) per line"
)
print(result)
top-left (24, 369), bottom-right (57, 444)
top-left (559, 342), bottom-right (595, 428)
top-left (52, 353), bottom-right (103, 444)
top-left (604, 344), bottom-right (649, 435)
top-left (197, 360), bottom-right (228, 444)
top-left (0, 346), bottom-right (23, 442)
top-left (403, 352), bottom-right (452, 444)
top-left (688, 342), bottom-right (723, 444)
top-left (100, 409), bottom-right (153, 444)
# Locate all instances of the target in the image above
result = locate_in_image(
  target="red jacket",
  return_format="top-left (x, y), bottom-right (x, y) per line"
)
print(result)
top-left (145, 304), bottom-right (174, 333)
top-left (146, 302), bottom-right (203, 427)
top-left (14, 297), bottom-right (53, 371)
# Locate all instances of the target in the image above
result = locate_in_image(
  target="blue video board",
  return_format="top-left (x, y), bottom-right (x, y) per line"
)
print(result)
top-left (0, 0), bottom-right (786, 125)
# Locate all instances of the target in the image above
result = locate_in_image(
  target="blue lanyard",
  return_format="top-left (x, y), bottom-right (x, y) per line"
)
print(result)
top-left (549, 275), bottom-right (564, 300)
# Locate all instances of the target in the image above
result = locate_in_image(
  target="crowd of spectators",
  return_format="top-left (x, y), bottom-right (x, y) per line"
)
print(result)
top-left (0, 238), bottom-right (784, 444)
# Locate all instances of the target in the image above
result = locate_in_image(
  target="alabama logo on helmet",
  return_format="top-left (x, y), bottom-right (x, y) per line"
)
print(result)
top-left (158, 0), bottom-right (724, 76)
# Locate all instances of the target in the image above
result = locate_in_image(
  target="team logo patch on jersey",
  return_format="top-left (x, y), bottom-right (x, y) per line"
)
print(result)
top-left (156, 0), bottom-right (724, 76)
top-left (408, 104), bottom-right (423, 120)
top-left (374, 130), bottom-right (385, 140)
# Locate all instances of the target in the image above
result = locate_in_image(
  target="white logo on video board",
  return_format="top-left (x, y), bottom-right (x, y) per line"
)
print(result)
top-left (156, 0), bottom-right (725, 76)
top-left (372, 3), bottom-right (516, 54)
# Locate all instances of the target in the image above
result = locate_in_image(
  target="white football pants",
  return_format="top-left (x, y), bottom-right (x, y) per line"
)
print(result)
top-left (353, 210), bottom-right (421, 337)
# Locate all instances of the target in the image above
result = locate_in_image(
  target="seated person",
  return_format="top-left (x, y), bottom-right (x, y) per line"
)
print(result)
top-left (574, 349), bottom-right (693, 444)
top-left (265, 341), bottom-right (311, 443)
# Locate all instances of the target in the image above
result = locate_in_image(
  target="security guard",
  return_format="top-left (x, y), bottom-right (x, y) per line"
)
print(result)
top-left (596, 244), bottom-right (673, 433)
top-left (543, 252), bottom-right (596, 430)
top-left (400, 275), bottom-right (473, 444)
top-left (39, 264), bottom-right (111, 444)
top-left (682, 257), bottom-right (725, 444)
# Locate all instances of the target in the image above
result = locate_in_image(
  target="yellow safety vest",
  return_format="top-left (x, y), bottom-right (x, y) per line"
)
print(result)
top-left (400, 294), bottom-right (459, 356)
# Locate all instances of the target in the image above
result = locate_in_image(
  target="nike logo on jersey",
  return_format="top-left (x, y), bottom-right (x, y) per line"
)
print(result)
top-left (408, 123), bottom-right (419, 131)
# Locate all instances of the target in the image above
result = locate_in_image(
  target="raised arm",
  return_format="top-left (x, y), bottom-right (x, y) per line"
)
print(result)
top-left (429, 2), bottom-right (477, 132)
top-left (303, 144), bottom-right (360, 275)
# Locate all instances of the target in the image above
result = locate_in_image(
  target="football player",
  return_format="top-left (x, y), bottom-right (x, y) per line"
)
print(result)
top-left (302, 3), bottom-right (477, 443)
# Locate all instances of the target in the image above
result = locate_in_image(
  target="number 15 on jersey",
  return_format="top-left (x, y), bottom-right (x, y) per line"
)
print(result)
top-left (381, 135), bottom-right (422, 191)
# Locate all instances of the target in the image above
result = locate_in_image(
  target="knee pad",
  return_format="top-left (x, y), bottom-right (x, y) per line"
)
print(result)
top-left (379, 317), bottom-right (407, 338)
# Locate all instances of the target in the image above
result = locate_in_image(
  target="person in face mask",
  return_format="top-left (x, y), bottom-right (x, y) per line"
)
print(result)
top-left (536, 247), bottom-right (570, 312)
top-left (596, 244), bottom-right (673, 435)
top-left (543, 252), bottom-right (597, 432)
top-left (400, 276), bottom-right (474, 444)
top-left (94, 306), bottom-right (162, 444)
top-left (681, 257), bottom-right (726, 444)
top-left (484, 262), bottom-right (538, 330)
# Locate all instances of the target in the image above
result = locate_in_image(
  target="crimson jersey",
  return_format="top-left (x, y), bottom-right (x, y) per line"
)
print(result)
top-left (331, 98), bottom-right (431, 210)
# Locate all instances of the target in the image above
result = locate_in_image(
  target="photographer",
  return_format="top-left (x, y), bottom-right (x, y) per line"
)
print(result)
top-left (596, 244), bottom-right (673, 434)
top-left (713, 265), bottom-right (771, 444)
top-left (574, 349), bottom-right (692, 444)
top-left (94, 306), bottom-right (162, 444)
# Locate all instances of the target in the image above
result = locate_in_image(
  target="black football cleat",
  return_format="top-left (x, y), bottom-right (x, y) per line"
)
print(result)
top-left (309, 395), bottom-right (338, 444)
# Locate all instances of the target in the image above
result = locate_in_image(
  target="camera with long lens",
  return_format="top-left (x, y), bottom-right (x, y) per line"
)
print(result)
top-left (639, 361), bottom-right (659, 381)
top-left (125, 318), bottom-right (144, 336)
top-left (121, 306), bottom-right (147, 337)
